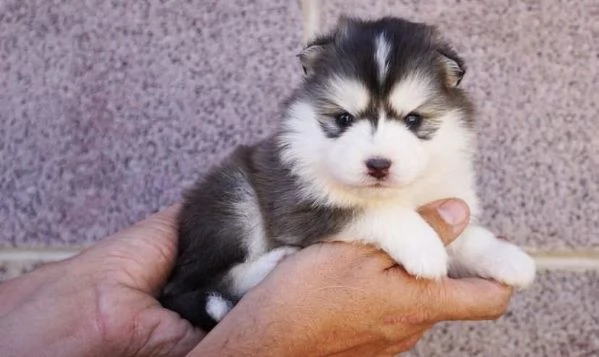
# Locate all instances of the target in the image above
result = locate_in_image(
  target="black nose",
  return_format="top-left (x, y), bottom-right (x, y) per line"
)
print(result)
top-left (366, 158), bottom-right (392, 179)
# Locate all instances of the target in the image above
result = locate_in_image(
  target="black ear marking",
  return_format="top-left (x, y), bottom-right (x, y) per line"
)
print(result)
top-left (297, 15), bottom-right (359, 76)
top-left (437, 47), bottom-right (466, 87)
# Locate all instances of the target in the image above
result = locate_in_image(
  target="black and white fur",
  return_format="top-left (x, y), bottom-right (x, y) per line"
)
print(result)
top-left (160, 17), bottom-right (536, 331)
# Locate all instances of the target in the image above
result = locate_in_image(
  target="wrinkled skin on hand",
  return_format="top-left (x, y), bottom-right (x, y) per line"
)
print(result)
top-left (0, 205), bottom-right (204, 357)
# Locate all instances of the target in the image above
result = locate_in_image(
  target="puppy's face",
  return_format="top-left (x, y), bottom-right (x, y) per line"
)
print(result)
top-left (280, 17), bottom-right (474, 206)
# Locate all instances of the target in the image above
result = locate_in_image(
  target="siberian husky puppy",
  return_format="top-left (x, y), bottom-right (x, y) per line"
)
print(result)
top-left (160, 16), bottom-right (536, 331)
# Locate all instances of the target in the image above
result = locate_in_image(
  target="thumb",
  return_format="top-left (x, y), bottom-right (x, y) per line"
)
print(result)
top-left (433, 278), bottom-right (513, 321)
top-left (77, 204), bottom-right (182, 295)
top-left (417, 198), bottom-right (470, 246)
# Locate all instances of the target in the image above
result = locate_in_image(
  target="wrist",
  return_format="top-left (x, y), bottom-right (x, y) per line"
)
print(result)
top-left (189, 280), bottom-right (343, 357)
top-left (188, 290), bottom-right (301, 356)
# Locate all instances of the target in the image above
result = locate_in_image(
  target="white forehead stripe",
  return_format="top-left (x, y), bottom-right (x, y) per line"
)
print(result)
top-left (326, 76), bottom-right (370, 114)
top-left (375, 33), bottom-right (391, 82)
top-left (389, 74), bottom-right (433, 114)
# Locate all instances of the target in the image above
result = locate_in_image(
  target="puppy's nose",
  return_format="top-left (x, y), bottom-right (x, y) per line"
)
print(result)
top-left (366, 158), bottom-right (392, 179)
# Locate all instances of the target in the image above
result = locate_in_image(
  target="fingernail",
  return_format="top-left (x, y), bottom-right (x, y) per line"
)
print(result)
top-left (438, 200), bottom-right (468, 226)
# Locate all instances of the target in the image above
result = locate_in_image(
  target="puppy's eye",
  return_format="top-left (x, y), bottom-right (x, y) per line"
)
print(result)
top-left (404, 112), bottom-right (423, 130)
top-left (335, 112), bottom-right (355, 128)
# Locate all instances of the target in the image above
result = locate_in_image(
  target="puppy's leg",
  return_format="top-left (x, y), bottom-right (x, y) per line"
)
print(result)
top-left (227, 246), bottom-right (299, 296)
top-left (162, 247), bottom-right (297, 331)
top-left (448, 225), bottom-right (536, 289)
top-left (339, 207), bottom-right (448, 280)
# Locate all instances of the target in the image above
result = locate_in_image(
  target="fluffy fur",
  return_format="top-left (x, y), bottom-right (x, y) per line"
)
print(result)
top-left (159, 16), bottom-right (536, 331)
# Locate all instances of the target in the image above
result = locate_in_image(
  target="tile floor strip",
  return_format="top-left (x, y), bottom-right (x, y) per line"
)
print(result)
top-left (2, 249), bottom-right (599, 271)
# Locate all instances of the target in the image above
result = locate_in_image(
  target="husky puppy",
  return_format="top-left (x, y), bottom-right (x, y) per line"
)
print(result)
top-left (160, 16), bottom-right (536, 331)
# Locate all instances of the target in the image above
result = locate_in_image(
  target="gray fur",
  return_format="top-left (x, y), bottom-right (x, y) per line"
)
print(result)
top-left (160, 137), bottom-right (354, 330)
top-left (250, 138), bottom-right (356, 246)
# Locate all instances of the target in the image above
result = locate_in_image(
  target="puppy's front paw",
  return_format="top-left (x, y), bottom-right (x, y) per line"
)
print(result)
top-left (452, 226), bottom-right (536, 289)
top-left (483, 242), bottom-right (536, 289)
top-left (401, 243), bottom-right (448, 280)
top-left (341, 207), bottom-right (448, 280)
top-left (389, 222), bottom-right (448, 280)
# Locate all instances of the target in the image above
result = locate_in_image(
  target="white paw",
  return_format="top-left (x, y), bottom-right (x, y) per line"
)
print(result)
top-left (206, 293), bottom-right (232, 322)
top-left (339, 206), bottom-right (448, 280)
top-left (388, 222), bottom-right (448, 280)
top-left (480, 242), bottom-right (536, 289)
top-left (228, 246), bottom-right (299, 296)
top-left (451, 226), bottom-right (536, 289)
top-left (400, 242), bottom-right (448, 280)
top-left (263, 246), bottom-right (299, 267)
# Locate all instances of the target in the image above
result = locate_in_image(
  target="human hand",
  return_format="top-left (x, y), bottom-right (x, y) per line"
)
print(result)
top-left (0, 199), bottom-right (512, 357)
top-left (190, 199), bottom-right (512, 357)
top-left (0, 205), bottom-right (204, 357)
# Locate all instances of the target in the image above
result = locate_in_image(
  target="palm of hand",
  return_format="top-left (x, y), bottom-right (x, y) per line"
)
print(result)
top-left (70, 205), bottom-right (204, 357)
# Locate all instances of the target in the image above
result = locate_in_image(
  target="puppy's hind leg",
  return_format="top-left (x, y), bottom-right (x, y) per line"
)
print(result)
top-left (227, 246), bottom-right (299, 296)
top-left (160, 287), bottom-right (236, 332)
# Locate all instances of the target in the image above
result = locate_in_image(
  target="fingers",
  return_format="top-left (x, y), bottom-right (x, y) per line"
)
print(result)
top-left (431, 278), bottom-right (513, 321)
top-left (154, 311), bottom-right (206, 357)
top-left (417, 198), bottom-right (470, 246)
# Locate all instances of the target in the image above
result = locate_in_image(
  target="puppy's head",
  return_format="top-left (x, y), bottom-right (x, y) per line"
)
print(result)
top-left (280, 17), bottom-right (474, 207)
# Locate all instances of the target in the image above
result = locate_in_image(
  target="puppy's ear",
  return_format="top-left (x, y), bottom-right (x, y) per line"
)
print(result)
top-left (437, 46), bottom-right (466, 87)
top-left (298, 44), bottom-right (324, 75)
top-left (297, 36), bottom-right (332, 75)
top-left (298, 16), bottom-right (359, 75)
